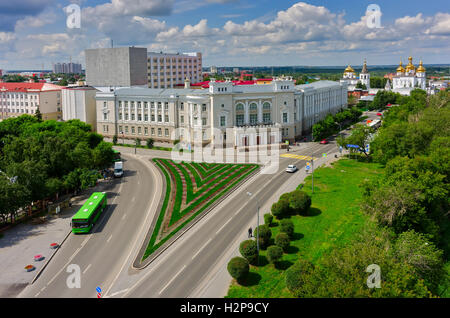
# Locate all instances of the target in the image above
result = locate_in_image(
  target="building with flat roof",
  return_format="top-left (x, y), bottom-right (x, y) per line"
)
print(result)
top-left (53, 62), bottom-right (83, 74)
top-left (0, 82), bottom-right (63, 121)
top-left (95, 77), bottom-right (347, 146)
top-left (85, 47), bottom-right (148, 87)
top-left (62, 86), bottom-right (98, 131)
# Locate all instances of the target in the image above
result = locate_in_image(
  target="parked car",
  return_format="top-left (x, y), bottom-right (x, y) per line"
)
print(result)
top-left (320, 139), bottom-right (328, 144)
top-left (286, 165), bottom-right (298, 173)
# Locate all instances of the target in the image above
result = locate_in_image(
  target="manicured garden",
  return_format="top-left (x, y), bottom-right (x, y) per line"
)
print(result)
top-left (226, 158), bottom-right (384, 297)
top-left (142, 159), bottom-right (259, 260)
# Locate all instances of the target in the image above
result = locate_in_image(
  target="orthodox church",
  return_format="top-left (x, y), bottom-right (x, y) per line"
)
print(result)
top-left (392, 56), bottom-right (426, 95)
top-left (340, 59), bottom-right (370, 91)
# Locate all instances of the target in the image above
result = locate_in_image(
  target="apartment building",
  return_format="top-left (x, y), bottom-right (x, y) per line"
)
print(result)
top-left (147, 52), bottom-right (202, 89)
top-left (0, 82), bottom-right (63, 121)
top-left (95, 77), bottom-right (347, 146)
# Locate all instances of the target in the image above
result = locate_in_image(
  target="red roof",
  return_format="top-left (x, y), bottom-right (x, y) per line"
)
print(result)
top-left (0, 82), bottom-right (63, 93)
top-left (189, 79), bottom-right (273, 89)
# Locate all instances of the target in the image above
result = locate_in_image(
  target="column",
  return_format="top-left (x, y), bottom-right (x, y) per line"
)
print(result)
top-left (258, 99), bottom-right (263, 123)
top-left (244, 101), bottom-right (249, 124)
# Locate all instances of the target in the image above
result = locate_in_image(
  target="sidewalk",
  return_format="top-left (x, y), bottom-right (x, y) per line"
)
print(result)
top-left (0, 178), bottom-right (115, 298)
top-left (191, 149), bottom-right (343, 298)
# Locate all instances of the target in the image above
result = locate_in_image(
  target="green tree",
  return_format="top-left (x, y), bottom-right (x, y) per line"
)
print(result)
top-left (342, 124), bottom-right (374, 157)
top-left (280, 219), bottom-right (295, 239)
top-left (239, 240), bottom-right (258, 265)
top-left (288, 190), bottom-right (311, 215)
top-left (146, 138), bottom-right (154, 149)
top-left (264, 213), bottom-right (273, 226)
top-left (254, 224), bottom-right (272, 249)
top-left (267, 246), bottom-right (283, 264)
top-left (275, 232), bottom-right (290, 252)
top-left (227, 257), bottom-right (249, 283)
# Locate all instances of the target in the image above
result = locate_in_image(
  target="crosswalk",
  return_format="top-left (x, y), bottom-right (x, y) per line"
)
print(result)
top-left (281, 153), bottom-right (317, 161)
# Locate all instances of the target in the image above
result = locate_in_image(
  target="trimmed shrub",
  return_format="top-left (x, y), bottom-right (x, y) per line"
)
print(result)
top-left (239, 240), bottom-right (258, 265)
top-left (271, 197), bottom-right (291, 219)
top-left (227, 257), bottom-right (249, 282)
top-left (275, 233), bottom-right (290, 252)
top-left (267, 246), bottom-right (283, 264)
top-left (280, 219), bottom-right (294, 239)
top-left (285, 259), bottom-right (315, 297)
top-left (288, 190), bottom-right (311, 215)
top-left (146, 138), bottom-right (154, 149)
top-left (264, 213), bottom-right (273, 226)
top-left (255, 224), bottom-right (272, 249)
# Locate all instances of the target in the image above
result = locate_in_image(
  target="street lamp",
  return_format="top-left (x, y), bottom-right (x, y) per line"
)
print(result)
top-left (247, 191), bottom-right (259, 265)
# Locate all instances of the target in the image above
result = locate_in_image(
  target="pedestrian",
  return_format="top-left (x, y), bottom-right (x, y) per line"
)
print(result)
top-left (248, 227), bottom-right (253, 238)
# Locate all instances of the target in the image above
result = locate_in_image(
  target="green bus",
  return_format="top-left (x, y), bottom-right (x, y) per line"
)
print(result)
top-left (112, 150), bottom-right (121, 162)
top-left (71, 192), bottom-right (107, 234)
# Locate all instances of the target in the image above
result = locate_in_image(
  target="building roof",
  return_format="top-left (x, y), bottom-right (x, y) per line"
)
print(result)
top-left (0, 82), bottom-right (63, 93)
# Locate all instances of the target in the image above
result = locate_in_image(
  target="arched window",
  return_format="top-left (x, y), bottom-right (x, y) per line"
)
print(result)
top-left (236, 103), bottom-right (244, 111)
top-left (263, 102), bottom-right (271, 110)
top-left (249, 103), bottom-right (257, 111)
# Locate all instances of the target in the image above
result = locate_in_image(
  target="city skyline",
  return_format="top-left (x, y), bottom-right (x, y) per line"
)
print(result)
top-left (0, 0), bottom-right (449, 70)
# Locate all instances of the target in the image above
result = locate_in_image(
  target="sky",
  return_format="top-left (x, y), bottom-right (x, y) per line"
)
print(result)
top-left (0, 0), bottom-right (449, 70)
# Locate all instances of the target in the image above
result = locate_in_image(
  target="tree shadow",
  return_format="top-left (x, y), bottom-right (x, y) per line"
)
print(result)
top-left (291, 232), bottom-right (304, 241)
top-left (275, 260), bottom-right (293, 271)
top-left (254, 255), bottom-right (269, 267)
top-left (286, 245), bottom-right (299, 254)
top-left (307, 208), bottom-right (322, 217)
top-left (237, 272), bottom-right (262, 287)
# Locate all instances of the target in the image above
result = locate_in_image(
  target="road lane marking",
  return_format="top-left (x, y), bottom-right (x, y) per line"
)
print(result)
top-left (121, 213), bottom-right (127, 220)
top-left (83, 264), bottom-right (92, 274)
top-left (68, 247), bottom-right (80, 263)
top-left (107, 234), bottom-right (113, 243)
top-left (159, 265), bottom-right (186, 295)
top-left (104, 288), bottom-right (129, 298)
top-left (216, 217), bottom-right (232, 235)
top-left (35, 292), bottom-right (40, 297)
top-left (192, 238), bottom-right (212, 260)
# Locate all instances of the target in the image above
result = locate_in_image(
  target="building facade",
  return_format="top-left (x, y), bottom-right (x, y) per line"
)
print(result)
top-left (0, 83), bottom-right (63, 121)
top-left (147, 52), bottom-right (202, 89)
top-left (85, 47), bottom-right (148, 87)
top-left (62, 86), bottom-right (98, 131)
top-left (95, 78), bottom-right (347, 146)
top-left (53, 62), bottom-right (83, 74)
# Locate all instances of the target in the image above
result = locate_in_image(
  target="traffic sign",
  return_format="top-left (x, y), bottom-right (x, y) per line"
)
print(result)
top-left (305, 162), bottom-right (311, 170)
top-left (346, 144), bottom-right (360, 148)
top-left (322, 153), bottom-right (327, 157)
top-left (365, 144), bottom-right (370, 153)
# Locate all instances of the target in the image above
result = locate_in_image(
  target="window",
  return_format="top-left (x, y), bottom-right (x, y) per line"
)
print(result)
top-left (249, 103), bottom-right (257, 111)
top-left (202, 117), bottom-right (207, 125)
top-left (263, 113), bottom-right (271, 123)
top-left (180, 102), bottom-right (184, 111)
top-left (144, 127), bottom-right (148, 135)
top-left (118, 113), bottom-right (123, 120)
top-left (236, 103), bottom-right (244, 111)
top-left (158, 128), bottom-right (162, 136)
top-left (144, 114), bottom-right (148, 121)
top-left (164, 102), bottom-right (168, 110)
top-left (263, 102), bottom-right (271, 110)
top-left (283, 113), bottom-right (288, 123)
top-left (236, 114), bottom-right (244, 126)
top-left (151, 128), bottom-right (155, 136)
top-left (202, 104), bottom-right (207, 112)
top-left (250, 114), bottom-right (257, 124)
top-left (158, 114), bottom-right (162, 122)
top-left (220, 116), bottom-right (226, 127)
top-left (180, 115), bottom-right (184, 124)
top-left (151, 114), bottom-right (155, 121)
top-left (131, 127), bottom-right (135, 134)
top-left (131, 113), bottom-right (135, 121)
top-left (165, 115), bottom-right (169, 122)
top-left (103, 112), bottom-right (108, 120)
top-left (138, 113), bottom-right (142, 121)
top-left (165, 129), bottom-right (169, 137)
top-left (125, 126), bottom-right (129, 133)
top-left (138, 127), bottom-right (142, 134)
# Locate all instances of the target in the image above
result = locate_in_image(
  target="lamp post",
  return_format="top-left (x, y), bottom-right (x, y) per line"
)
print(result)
top-left (247, 191), bottom-right (259, 265)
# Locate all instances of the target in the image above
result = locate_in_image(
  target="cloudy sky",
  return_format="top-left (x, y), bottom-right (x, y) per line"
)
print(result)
top-left (0, 0), bottom-right (449, 70)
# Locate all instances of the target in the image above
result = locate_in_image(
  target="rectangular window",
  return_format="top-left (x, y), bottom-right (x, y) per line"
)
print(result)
top-left (236, 114), bottom-right (244, 126)
top-left (165, 115), bottom-right (169, 122)
top-left (131, 127), bottom-right (135, 134)
top-left (119, 125), bottom-right (123, 133)
top-left (144, 127), bottom-right (148, 135)
top-left (220, 116), bottom-right (226, 127)
top-left (202, 117), bottom-right (207, 125)
top-left (103, 112), bottom-right (108, 120)
top-left (138, 113), bottom-right (142, 121)
top-left (151, 114), bottom-right (155, 121)
top-left (131, 113), bottom-right (135, 121)
top-left (283, 113), bottom-right (288, 123)
top-left (125, 126), bottom-right (129, 133)
top-left (138, 127), bottom-right (141, 134)
top-left (263, 113), bottom-right (271, 123)
top-left (158, 128), bottom-right (162, 136)
top-left (180, 115), bottom-right (184, 124)
top-left (151, 128), bottom-right (155, 136)
top-left (165, 129), bottom-right (169, 137)
top-left (202, 104), bottom-right (207, 112)
top-left (144, 114), bottom-right (148, 121)
top-left (250, 114), bottom-right (257, 125)
top-left (158, 114), bottom-right (162, 122)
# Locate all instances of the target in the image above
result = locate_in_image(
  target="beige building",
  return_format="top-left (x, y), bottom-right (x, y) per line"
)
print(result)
top-left (0, 82), bottom-right (63, 121)
top-left (95, 77), bottom-right (347, 146)
top-left (62, 86), bottom-right (98, 131)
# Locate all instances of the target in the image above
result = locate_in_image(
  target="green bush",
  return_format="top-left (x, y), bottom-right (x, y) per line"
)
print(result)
top-left (275, 233), bottom-right (290, 252)
top-left (146, 138), bottom-right (154, 149)
top-left (267, 246), bottom-right (283, 264)
top-left (264, 213), bottom-right (273, 226)
top-left (280, 219), bottom-right (294, 239)
top-left (271, 197), bottom-right (291, 219)
top-left (227, 257), bottom-right (249, 282)
top-left (239, 240), bottom-right (258, 265)
top-left (288, 190), bottom-right (311, 215)
top-left (285, 259), bottom-right (315, 297)
top-left (112, 135), bottom-right (118, 145)
top-left (255, 224), bottom-right (272, 249)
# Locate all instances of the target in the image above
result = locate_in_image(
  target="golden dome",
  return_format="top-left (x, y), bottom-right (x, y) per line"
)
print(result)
top-left (405, 56), bottom-right (415, 72)
top-left (344, 65), bottom-right (355, 73)
top-left (416, 60), bottom-right (426, 73)
top-left (396, 61), bottom-right (405, 73)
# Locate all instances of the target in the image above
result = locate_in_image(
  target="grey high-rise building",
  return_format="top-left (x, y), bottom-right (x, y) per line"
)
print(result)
top-left (53, 62), bottom-right (82, 74)
top-left (85, 47), bottom-right (148, 87)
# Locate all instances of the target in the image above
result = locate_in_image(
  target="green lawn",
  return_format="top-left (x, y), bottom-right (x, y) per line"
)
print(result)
top-left (227, 158), bottom-right (384, 298)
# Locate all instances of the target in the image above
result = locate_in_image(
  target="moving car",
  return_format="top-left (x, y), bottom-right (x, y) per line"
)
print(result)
top-left (114, 161), bottom-right (123, 178)
top-left (376, 112), bottom-right (382, 116)
top-left (286, 165), bottom-right (298, 173)
top-left (320, 139), bottom-right (328, 144)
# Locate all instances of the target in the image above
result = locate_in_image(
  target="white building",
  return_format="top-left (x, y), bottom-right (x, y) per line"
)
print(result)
top-left (147, 52), bottom-right (202, 89)
top-left (392, 57), bottom-right (426, 95)
top-left (95, 77), bottom-right (347, 146)
top-left (340, 59), bottom-right (370, 91)
top-left (0, 82), bottom-right (63, 121)
top-left (62, 86), bottom-right (98, 131)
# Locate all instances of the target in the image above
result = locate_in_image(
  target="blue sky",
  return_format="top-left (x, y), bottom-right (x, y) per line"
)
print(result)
top-left (0, 0), bottom-right (449, 69)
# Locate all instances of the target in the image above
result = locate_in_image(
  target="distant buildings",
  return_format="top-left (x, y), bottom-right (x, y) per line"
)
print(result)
top-left (53, 62), bottom-right (83, 74)
top-left (62, 86), bottom-right (98, 131)
top-left (340, 59), bottom-right (370, 91)
top-left (0, 82), bottom-right (63, 121)
top-left (95, 77), bottom-right (347, 145)
top-left (85, 47), bottom-right (202, 89)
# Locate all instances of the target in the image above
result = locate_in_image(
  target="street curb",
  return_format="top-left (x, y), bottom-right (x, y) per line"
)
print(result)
top-left (30, 230), bottom-right (71, 284)
top-left (132, 163), bottom-right (261, 270)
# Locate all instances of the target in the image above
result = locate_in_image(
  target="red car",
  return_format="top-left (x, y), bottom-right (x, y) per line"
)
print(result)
top-left (320, 139), bottom-right (328, 144)
top-left (376, 112), bottom-right (382, 116)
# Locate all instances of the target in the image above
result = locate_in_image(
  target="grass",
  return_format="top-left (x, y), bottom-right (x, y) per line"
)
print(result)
top-left (226, 158), bottom-right (384, 298)
top-left (142, 159), bottom-right (259, 260)
top-left (113, 142), bottom-right (173, 152)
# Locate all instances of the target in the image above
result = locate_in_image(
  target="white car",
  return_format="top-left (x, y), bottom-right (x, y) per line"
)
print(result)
top-left (286, 165), bottom-right (298, 173)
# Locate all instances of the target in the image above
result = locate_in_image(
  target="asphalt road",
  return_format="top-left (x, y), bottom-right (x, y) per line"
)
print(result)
top-left (123, 141), bottom-right (338, 297)
top-left (18, 154), bottom-right (158, 298)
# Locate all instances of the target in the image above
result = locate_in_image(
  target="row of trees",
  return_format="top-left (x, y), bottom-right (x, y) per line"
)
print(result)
top-left (312, 107), bottom-right (362, 141)
top-left (0, 115), bottom-right (114, 224)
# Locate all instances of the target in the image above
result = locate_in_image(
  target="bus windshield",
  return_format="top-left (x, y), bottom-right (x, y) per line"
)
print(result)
top-left (72, 220), bottom-right (90, 228)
